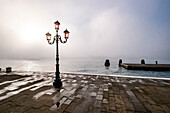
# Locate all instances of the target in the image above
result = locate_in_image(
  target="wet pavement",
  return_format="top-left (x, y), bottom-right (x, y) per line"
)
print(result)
top-left (0, 71), bottom-right (170, 113)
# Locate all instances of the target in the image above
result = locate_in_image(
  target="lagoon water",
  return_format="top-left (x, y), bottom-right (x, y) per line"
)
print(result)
top-left (0, 58), bottom-right (170, 78)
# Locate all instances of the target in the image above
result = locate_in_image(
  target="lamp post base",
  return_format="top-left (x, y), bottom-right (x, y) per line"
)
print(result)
top-left (53, 78), bottom-right (62, 88)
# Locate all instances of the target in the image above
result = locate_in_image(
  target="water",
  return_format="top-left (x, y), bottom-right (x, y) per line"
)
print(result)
top-left (0, 58), bottom-right (170, 78)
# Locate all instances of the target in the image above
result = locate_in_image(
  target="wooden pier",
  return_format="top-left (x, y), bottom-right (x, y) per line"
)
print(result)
top-left (120, 63), bottom-right (170, 71)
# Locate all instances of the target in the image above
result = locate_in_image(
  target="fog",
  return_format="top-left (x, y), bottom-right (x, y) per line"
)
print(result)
top-left (0, 0), bottom-right (170, 61)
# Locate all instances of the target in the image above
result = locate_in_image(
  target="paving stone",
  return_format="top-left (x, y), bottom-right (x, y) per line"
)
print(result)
top-left (103, 92), bottom-right (108, 99)
top-left (84, 81), bottom-right (88, 83)
top-left (55, 104), bottom-right (68, 113)
top-left (109, 93), bottom-right (114, 97)
top-left (69, 89), bottom-right (76, 95)
top-left (151, 105), bottom-right (163, 111)
top-left (127, 111), bottom-right (134, 113)
top-left (96, 95), bottom-right (103, 101)
top-left (108, 83), bottom-right (112, 86)
top-left (81, 84), bottom-right (85, 87)
top-left (90, 84), bottom-right (95, 87)
top-left (65, 102), bottom-right (78, 113)
top-left (64, 99), bottom-right (72, 105)
top-left (65, 86), bottom-right (73, 90)
top-left (92, 108), bottom-right (101, 113)
top-left (113, 90), bottom-right (119, 95)
top-left (147, 99), bottom-right (156, 106)
top-left (72, 98), bottom-right (81, 103)
top-left (94, 100), bottom-right (102, 108)
top-left (69, 96), bottom-right (75, 100)
top-left (126, 91), bottom-right (140, 103)
top-left (8, 106), bottom-right (28, 113)
top-left (0, 102), bottom-right (12, 112)
top-left (133, 102), bottom-right (146, 112)
top-left (104, 89), bottom-right (108, 91)
top-left (76, 94), bottom-right (82, 99)
top-left (122, 84), bottom-right (127, 88)
top-left (115, 104), bottom-right (126, 112)
top-left (120, 90), bottom-right (128, 98)
top-left (32, 101), bottom-right (46, 108)
top-left (60, 97), bottom-right (68, 104)
top-left (138, 89), bottom-right (143, 93)
top-left (125, 101), bottom-right (134, 111)
top-left (98, 91), bottom-right (103, 95)
top-left (140, 93), bottom-right (151, 100)
top-left (72, 83), bottom-right (78, 87)
top-left (51, 96), bottom-right (68, 110)
top-left (24, 108), bottom-right (39, 113)
top-left (132, 90), bottom-right (146, 102)
top-left (109, 101), bottom-right (116, 111)
top-left (63, 111), bottom-right (70, 113)
top-left (72, 80), bottom-right (77, 83)
top-left (90, 92), bottom-right (97, 97)
top-left (38, 105), bottom-right (49, 112)
top-left (114, 95), bottom-right (124, 105)
top-left (151, 110), bottom-right (166, 113)
top-left (102, 104), bottom-right (109, 112)
top-left (160, 105), bottom-right (170, 113)
top-left (64, 93), bottom-right (72, 98)
top-left (142, 101), bottom-right (153, 111)
top-left (109, 96), bottom-right (115, 102)
top-left (109, 90), bottom-right (114, 94)
top-left (82, 86), bottom-right (88, 91)
top-left (102, 98), bottom-right (108, 104)
top-left (103, 84), bottom-right (108, 89)
top-left (110, 79), bottom-right (115, 82)
top-left (98, 88), bottom-right (103, 91)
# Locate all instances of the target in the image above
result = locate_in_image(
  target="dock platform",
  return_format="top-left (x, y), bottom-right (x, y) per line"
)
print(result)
top-left (121, 63), bottom-right (170, 71)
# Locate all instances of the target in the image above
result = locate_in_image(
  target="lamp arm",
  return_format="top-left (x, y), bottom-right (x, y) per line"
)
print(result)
top-left (59, 35), bottom-right (67, 44)
top-left (48, 36), bottom-right (56, 45)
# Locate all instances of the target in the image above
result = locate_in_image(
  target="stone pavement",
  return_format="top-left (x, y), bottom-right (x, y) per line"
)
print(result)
top-left (0, 71), bottom-right (170, 113)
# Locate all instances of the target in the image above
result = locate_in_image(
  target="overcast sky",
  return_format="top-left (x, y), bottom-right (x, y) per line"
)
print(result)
top-left (0, 0), bottom-right (170, 60)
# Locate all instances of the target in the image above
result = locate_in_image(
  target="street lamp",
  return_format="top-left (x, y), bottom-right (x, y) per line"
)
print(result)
top-left (46, 20), bottom-right (70, 88)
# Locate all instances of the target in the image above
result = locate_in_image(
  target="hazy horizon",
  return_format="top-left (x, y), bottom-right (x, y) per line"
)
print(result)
top-left (0, 0), bottom-right (170, 61)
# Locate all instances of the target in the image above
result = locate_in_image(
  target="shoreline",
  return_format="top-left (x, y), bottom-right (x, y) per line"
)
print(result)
top-left (63, 72), bottom-right (170, 80)
top-left (1, 70), bottom-right (170, 80)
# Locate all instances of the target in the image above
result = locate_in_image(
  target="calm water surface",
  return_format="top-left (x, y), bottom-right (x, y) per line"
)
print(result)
top-left (0, 58), bottom-right (170, 78)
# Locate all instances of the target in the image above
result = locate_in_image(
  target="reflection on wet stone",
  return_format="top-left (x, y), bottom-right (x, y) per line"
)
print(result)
top-left (56, 102), bottom-right (60, 108)
top-left (0, 72), bottom-right (170, 113)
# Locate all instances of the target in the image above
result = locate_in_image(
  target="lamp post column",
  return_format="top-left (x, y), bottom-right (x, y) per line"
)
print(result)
top-left (56, 30), bottom-right (60, 78)
top-left (53, 30), bottom-right (62, 88)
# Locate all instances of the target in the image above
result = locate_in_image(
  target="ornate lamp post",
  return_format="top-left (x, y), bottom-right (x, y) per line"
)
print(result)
top-left (46, 20), bottom-right (70, 88)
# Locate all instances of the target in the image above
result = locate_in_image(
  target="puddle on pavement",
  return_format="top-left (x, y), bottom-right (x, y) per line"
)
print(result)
top-left (0, 72), bottom-right (54, 101)
top-left (33, 88), bottom-right (56, 99)
top-left (0, 79), bottom-right (52, 101)
top-left (0, 77), bottom-right (26, 86)
top-left (0, 77), bottom-right (33, 94)
top-left (30, 80), bottom-right (52, 91)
